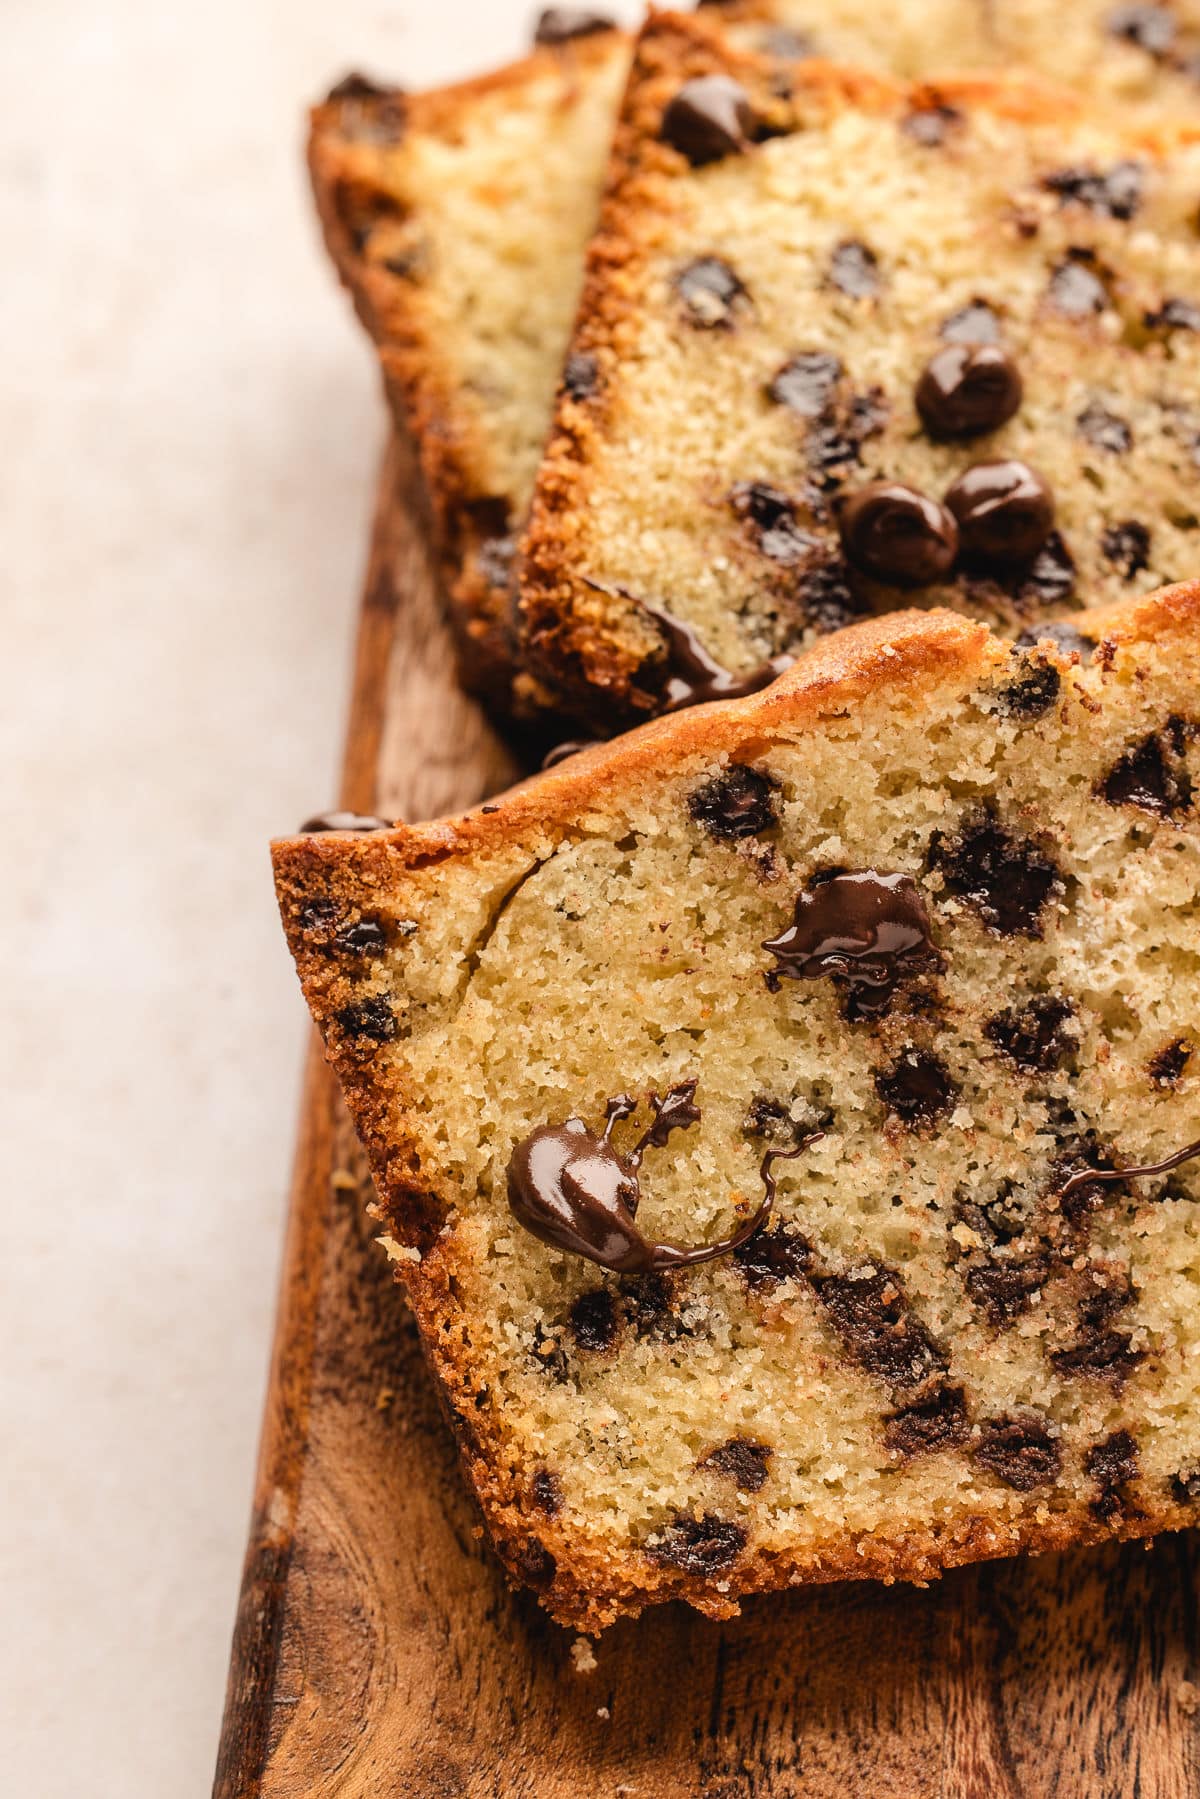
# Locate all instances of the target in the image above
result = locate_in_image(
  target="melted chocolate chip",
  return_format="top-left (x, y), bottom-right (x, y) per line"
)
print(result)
top-left (974, 1415), bottom-right (1062, 1490)
top-left (513, 1538), bottom-right (557, 1588)
top-left (1017, 532), bottom-right (1077, 608)
top-left (996, 654), bottom-right (1062, 719)
top-left (1047, 255), bottom-right (1111, 317)
top-left (945, 460), bottom-right (1054, 566)
top-left (335, 995), bottom-right (396, 1042)
top-left (884, 1385), bottom-right (969, 1457)
top-left (675, 255), bottom-right (749, 328)
top-left (333, 917), bottom-right (389, 957)
top-left (916, 344), bottom-right (1023, 439)
top-left (646, 1513), bottom-right (747, 1573)
top-left (729, 482), bottom-right (818, 563)
top-left (1101, 519), bottom-right (1151, 579)
top-left (300, 810), bottom-right (392, 833)
top-left (1077, 401), bottom-right (1132, 454)
top-left (533, 7), bottom-right (615, 45)
top-left (508, 1083), bottom-right (788, 1274)
top-left (811, 1264), bottom-right (948, 1389)
top-left (807, 392), bottom-right (888, 489)
top-left (1053, 1135), bottom-right (1128, 1228)
top-left (1053, 1332), bottom-right (1144, 1386)
top-left (901, 105), bottom-right (963, 147)
top-left (985, 994), bottom-right (1075, 1073)
top-left (619, 1270), bottom-right (683, 1340)
top-left (641, 601), bottom-right (793, 712)
top-left (733, 1219), bottom-right (812, 1289)
top-left (762, 869), bottom-right (944, 1019)
top-left (963, 1253), bottom-right (1051, 1326)
top-left (767, 350), bottom-right (843, 418)
top-left (929, 811), bottom-right (1062, 937)
top-left (562, 351), bottom-right (599, 400)
top-left (1100, 720), bottom-right (1193, 816)
top-left (661, 75), bottom-right (758, 165)
top-left (1086, 1429), bottom-right (1140, 1519)
top-left (1144, 297), bottom-right (1200, 333)
top-left (1043, 161), bottom-right (1144, 220)
top-left (828, 239), bottom-right (881, 299)
top-left (1107, 3), bottom-right (1176, 56)
top-left (531, 1468), bottom-right (563, 1514)
top-left (569, 1286), bottom-right (619, 1352)
top-left (703, 1438), bottom-right (772, 1491)
top-left (837, 482), bottom-right (958, 587)
top-left (327, 75), bottom-right (407, 145)
top-left (298, 898), bottom-right (340, 936)
top-left (1014, 618), bottom-right (1092, 662)
top-left (688, 763), bottom-right (780, 840)
top-left (875, 1050), bottom-right (958, 1130)
top-left (940, 300), bottom-right (1001, 345)
top-left (795, 555), bottom-right (865, 632)
top-left (327, 72), bottom-right (391, 102)
top-left (1148, 1037), bottom-right (1193, 1088)
top-left (1172, 1466), bottom-right (1200, 1503)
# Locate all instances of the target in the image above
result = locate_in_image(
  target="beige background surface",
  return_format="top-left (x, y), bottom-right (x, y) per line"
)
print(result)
top-left (0, 3), bottom-right (642, 1793)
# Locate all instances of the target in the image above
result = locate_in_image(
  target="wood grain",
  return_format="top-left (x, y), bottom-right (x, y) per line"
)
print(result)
top-left (214, 440), bottom-right (1200, 1799)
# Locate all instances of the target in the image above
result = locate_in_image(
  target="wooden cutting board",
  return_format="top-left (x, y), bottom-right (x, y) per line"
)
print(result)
top-left (213, 437), bottom-right (1200, 1799)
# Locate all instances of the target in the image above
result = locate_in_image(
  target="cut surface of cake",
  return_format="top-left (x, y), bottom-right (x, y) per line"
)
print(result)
top-left (273, 583), bottom-right (1200, 1630)
top-left (519, 12), bottom-right (1200, 725)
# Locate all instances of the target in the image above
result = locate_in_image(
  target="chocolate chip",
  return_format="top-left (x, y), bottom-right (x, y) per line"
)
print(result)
top-left (985, 995), bottom-right (1075, 1073)
top-left (1047, 255), bottom-right (1111, 317)
top-left (1149, 1037), bottom-right (1193, 1087)
top-left (743, 1093), bottom-right (832, 1147)
top-left (811, 1264), bottom-right (948, 1389)
top-left (1171, 1466), bottom-right (1200, 1503)
top-left (335, 996), bottom-right (396, 1042)
top-left (529, 1323), bottom-right (570, 1383)
top-left (1043, 161), bottom-right (1144, 220)
top-left (703, 1438), bottom-right (772, 1491)
top-left (884, 1385), bottom-right (969, 1457)
top-left (513, 1538), bottom-right (557, 1588)
top-left (940, 300), bottom-right (1001, 344)
top-left (619, 1271), bottom-right (683, 1340)
top-left (688, 763), bottom-right (780, 840)
top-left (806, 392), bottom-right (888, 489)
top-left (1014, 618), bottom-right (1092, 660)
top-left (327, 75), bottom-right (407, 145)
top-left (674, 255), bottom-right (749, 328)
top-left (1107, 3), bottom-right (1176, 56)
top-left (569, 1287), bottom-right (619, 1352)
top-left (300, 810), bottom-right (392, 832)
top-left (1077, 401), bottom-right (1133, 454)
top-left (974, 1415), bottom-right (1062, 1490)
top-left (1144, 297), bottom-right (1200, 333)
top-left (733, 1221), bottom-right (812, 1290)
top-left (837, 481), bottom-right (958, 587)
top-left (333, 917), bottom-right (389, 956)
top-left (327, 72), bottom-right (392, 102)
top-left (963, 1254), bottom-right (1051, 1326)
top-left (1100, 720), bottom-right (1193, 817)
top-left (661, 75), bottom-right (757, 165)
top-left (1017, 532), bottom-right (1077, 608)
top-left (945, 460), bottom-right (1054, 566)
top-left (929, 811), bottom-right (1062, 937)
top-left (646, 1513), bottom-right (747, 1573)
top-left (828, 239), bottom-right (881, 299)
top-left (767, 350), bottom-right (843, 417)
top-left (533, 7), bottom-right (615, 45)
top-left (901, 105), bottom-right (963, 147)
top-left (1101, 519), bottom-right (1151, 578)
top-left (1085, 1429), bottom-right (1140, 1519)
top-left (562, 351), bottom-right (599, 400)
top-left (1052, 1134), bottom-right (1128, 1229)
top-left (795, 554), bottom-right (865, 632)
top-left (916, 343), bottom-right (1023, 440)
top-left (531, 1468), bottom-right (563, 1514)
top-left (729, 481), bottom-right (818, 563)
top-left (995, 655), bottom-right (1062, 719)
top-left (1052, 1332), bottom-right (1144, 1386)
top-left (875, 1050), bottom-right (958, 1130)
top-left (298, 899), bottom-right (339, 936)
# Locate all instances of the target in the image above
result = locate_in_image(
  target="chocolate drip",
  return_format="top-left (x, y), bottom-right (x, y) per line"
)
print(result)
top-left (506, 1085), bottom-right (820, 1272)
top-left (581, 578), bottom-right (792, 713)
top-left (762, 869), bottom-right (943, 1017)
top-left (540, 739), bottom-right (602, 770)
top-left (1059, 1136), bottom-right (1200, 1202)
top-left (300, 810), bottom-right (392, 833)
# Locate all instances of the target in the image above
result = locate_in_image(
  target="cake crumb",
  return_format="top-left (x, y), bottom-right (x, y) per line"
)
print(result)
top-left (1177, 1680), bottom-right (1199, 1714)
top-left (331, 1168), bottom-right (357, 1192)
top-left (597, 1705), bottom-right (611, 1720)
top-left (571, 1636), bottom-right (598, 1674)
top-left (375, 1387), bottom-right (395, 1413)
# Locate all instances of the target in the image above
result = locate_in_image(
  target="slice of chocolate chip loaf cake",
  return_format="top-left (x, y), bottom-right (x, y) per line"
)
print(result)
top-left (308, 23), bottom-right (630, 715)
top-left (274, 582), bottom-right (1200, 1630)
top-left (519, 11), bottom-right (1200, 727)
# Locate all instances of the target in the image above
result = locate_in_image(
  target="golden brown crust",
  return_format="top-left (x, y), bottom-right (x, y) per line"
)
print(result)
top-left (517, 9), bottom-right (1200, 726)
top-left (273, 582), bottom-right (1200, 1629)
top-left (308, 35), bottom-right (629, 716)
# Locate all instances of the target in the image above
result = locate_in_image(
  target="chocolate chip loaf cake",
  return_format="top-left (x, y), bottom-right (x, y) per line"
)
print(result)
top-left (308, 24), bottom-right (630, 714)
top-left (273, 582), bottom-right (1200, 1631)
top-left (519, 12), bottom-right (1200, 726)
